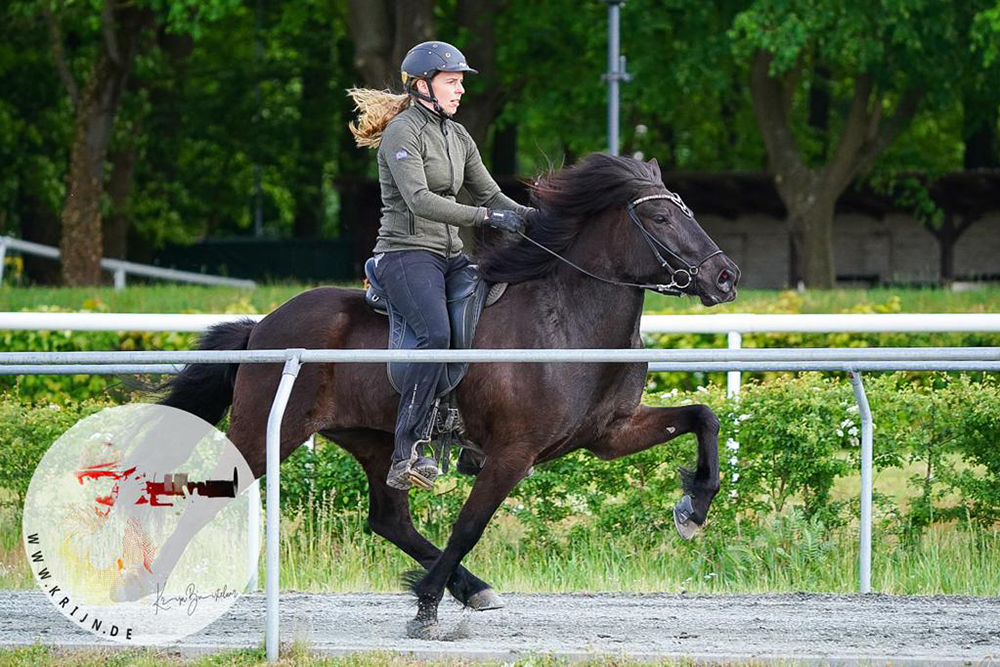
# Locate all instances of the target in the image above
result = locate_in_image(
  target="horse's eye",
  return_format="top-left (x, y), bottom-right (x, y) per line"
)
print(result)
top-left (653, 214), bottom-right (669, 224)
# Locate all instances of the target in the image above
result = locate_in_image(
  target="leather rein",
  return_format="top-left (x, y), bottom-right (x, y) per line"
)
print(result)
top-left (514, 193), bottom-right (724, 297)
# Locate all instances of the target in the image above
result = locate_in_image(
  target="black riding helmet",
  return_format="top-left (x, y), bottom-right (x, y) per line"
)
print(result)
top-left (401, 41), bottom-right (477, 117)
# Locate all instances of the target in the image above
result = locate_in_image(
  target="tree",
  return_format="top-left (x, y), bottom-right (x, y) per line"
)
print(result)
top-left (18, 0), bottom-right (239, 285)
top-left (731, 0), bottom-right (1000, 287)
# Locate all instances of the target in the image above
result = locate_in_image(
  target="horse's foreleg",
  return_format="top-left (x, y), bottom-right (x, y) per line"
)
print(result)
top-left (406, 451), bottom-right (534, 639)
top-left (586, 404), bottom-right (720, 532)
top-left (329, 429), bottom-right (501, 610)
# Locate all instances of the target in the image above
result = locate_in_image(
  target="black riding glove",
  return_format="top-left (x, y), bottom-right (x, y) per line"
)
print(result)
top-left (484, 209), bottom-right (525, 234)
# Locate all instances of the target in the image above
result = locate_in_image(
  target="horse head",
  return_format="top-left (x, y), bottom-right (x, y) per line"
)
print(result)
top-left (479, 153), bottom-right (740, 307)
top-left (621, 157), bottom-right (740, 306)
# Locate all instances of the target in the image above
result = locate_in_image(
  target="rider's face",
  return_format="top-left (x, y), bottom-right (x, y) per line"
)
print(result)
top-left (422, 72), bottom-right (464, 115)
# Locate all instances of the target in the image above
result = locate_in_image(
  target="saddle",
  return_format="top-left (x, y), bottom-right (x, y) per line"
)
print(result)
top-left (364, 257), bottom-right (508, 396)
top-left (364, 257), bottom-right (507, 475)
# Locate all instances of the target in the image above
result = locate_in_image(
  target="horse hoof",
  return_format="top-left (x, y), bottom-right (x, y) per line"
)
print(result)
top-left (466, 588), bottom-right (505, 611)
top-left (673, 495), bottom-right (701, 541)
top-left (406, 617), bottom-right (441, 640)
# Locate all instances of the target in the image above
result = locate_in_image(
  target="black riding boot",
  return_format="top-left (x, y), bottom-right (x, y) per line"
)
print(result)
top-left (386, 405), bottom-right (441, 490)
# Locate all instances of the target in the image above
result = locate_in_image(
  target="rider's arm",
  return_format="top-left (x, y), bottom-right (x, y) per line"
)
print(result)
top-left (380, 120), bottom-right (488, 227)
top-left (457, 125), bottom-right (531, 217)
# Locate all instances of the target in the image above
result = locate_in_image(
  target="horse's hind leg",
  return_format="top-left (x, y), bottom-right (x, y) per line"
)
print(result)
top-left (324, 428), bottom-right (501, 610)
top-left (586, 403), bottom-right (720, 538)
top-left (406, 448), bottom-right (534, 639)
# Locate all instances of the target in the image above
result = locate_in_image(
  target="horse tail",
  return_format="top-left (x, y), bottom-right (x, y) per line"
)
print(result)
top-left (158, 317), bottom-right (257, 426)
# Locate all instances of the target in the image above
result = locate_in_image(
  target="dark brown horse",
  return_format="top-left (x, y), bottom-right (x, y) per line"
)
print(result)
top-left (160, 153), bottom-right (739, 638)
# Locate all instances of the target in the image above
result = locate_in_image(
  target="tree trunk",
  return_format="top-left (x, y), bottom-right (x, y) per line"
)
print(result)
top-left (748, 50), bottom-right (921, 289)
top-left (346, 0), bottom-right (433, 89)
top-left (787, 196), bottom-right (836, 288)
top-left (930, 212), bottom-right (975, 285)
top-left (58, 7), bottom-right (145, 285)
top-left (103, 117), bottom-right (140, 261)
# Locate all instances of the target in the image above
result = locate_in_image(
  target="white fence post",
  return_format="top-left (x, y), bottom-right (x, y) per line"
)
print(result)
top-left (850, 370), bottom-right (874, 594)
top-left (114, 267), bottom-right (126, 289)
top-left (727, 331), bottom-right (742, 397)
top-left (265, 352), bottom-right (303, 662)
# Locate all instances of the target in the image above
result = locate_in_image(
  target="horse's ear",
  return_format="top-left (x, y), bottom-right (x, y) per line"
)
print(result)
top-left (647, 157), bottom-right (662, 180)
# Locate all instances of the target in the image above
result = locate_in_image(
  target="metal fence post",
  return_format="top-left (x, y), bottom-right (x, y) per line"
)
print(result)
top-left (727, 331), bottom-right (742, 397)
top-left (0, 241), bottom-right (7, 284)
top-left (850, 370), bottom-right (874, 594)
top-left (266, 351), bottom-right (303, 661)
top-left (114, 267), bottom-right (126, 289)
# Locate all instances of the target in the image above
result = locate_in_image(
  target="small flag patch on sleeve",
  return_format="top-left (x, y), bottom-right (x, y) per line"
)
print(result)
top-left (395, 150), bottom-right (408, 160)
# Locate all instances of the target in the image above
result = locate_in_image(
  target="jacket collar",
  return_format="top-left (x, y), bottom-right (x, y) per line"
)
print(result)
top-left (412, 100), bottom-right (450, 126)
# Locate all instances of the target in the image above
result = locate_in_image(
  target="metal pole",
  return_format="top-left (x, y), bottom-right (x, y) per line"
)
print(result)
top-left (850, 370), bottom-right (874, 594)
top-left (607, 1), bottom-right (620, 155)
top-left (727, 331), bottom-right (742, 397)
top-left (113, 267), bottom-right (126, 290)
top-left (604, 1), bottom-right (629, 155)
top-left (265, 352), bottom-right (302, 661)
top-left (0, 241), bottom-right (7, 284)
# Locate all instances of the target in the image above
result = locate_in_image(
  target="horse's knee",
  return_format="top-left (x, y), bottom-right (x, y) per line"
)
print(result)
top-left (693, 404), bottom-right (720, 435)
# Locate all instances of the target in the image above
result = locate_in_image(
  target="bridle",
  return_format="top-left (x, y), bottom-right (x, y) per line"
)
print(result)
top-left (515, 192), bottom-right (725, 297)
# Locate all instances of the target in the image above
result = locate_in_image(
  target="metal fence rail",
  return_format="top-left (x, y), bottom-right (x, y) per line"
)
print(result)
top-left (0, 236), bottom-right (256, 289)
top-left (4, 346), bottom-right (998, 661)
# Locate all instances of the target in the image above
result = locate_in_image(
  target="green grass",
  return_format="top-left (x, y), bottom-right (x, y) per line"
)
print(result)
top-left (1, 284), bottom-right (998, 315)
top-left (5, 494), bottom-right (997, 596)
top-left (0, 644), bottom-right (792, 666)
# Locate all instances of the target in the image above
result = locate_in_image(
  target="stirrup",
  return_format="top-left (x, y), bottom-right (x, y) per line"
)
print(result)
top-left (387, 439), bottom-right (440, 491)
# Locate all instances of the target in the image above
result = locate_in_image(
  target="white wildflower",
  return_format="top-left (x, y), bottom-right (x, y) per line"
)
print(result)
top-left (835, 429), bottom-right (844, 437)
top-left (847, 405), bottom-right (859, 413)
top-left (731, 472), bottom-right (740, 482)
top-left (729, 456), bottom-right (739, 467)
top-left (729, 488), bottom-right (738, 499)
top-left (840, 419), bottom-right (854, 429)
top-left (737, 413), bottom-right (751, 423)
top-left (725, 438), bottom-right (740, 452)
top-left (696, 386), bottom-right (708, 393)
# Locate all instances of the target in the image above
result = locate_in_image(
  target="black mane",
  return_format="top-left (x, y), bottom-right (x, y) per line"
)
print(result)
top-left (477, 153), bottom-right (662, 284)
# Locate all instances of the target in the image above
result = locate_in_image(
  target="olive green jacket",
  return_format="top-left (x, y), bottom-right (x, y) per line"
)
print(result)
top-left (373, 103), bottom-right (529, 257)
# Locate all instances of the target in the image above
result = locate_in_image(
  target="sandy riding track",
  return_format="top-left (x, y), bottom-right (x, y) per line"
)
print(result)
top-left (2, 589), bottom-right (999, 663)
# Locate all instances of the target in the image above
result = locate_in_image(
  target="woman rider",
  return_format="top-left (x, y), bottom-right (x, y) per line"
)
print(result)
top-left (348, 41), bottom-right (531, 491)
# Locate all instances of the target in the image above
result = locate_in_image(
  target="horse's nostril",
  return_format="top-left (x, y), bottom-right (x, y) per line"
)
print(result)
top-left (718, 269), bottom-right (731, 286)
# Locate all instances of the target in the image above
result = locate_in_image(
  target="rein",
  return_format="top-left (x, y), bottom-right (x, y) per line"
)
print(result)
top-left (514, 193), bottom-right (724, 297)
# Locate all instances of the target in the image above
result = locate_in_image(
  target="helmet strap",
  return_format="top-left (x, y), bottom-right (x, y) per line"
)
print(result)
top-left (409, 77), bottom-right (451, 118)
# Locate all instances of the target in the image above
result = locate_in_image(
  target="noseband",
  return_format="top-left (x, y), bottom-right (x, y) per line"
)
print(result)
top-left (515, 192), bottom-right (724, 297)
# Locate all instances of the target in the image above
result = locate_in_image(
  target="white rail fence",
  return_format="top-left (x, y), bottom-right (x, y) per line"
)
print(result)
top-left (3, 311), bottom-right (998, 397)
top-left (0, 236), bottom-right (256, 289)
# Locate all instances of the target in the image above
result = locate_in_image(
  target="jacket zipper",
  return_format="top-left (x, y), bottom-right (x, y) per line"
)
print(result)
top-left (443, 119), bottom-right (454, 256)
top-left (407, 209), bottom-right (415, 235)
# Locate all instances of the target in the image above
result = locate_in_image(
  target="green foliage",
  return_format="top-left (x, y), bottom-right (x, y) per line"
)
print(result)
top-left (0, 397), bottom-right (111, 510)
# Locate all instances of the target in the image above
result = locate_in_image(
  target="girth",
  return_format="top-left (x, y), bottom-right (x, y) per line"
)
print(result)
top-left (364, 257), bottom-right (505, 396)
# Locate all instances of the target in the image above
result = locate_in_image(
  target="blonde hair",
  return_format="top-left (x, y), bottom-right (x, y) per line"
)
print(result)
top-left (346, 87), bottom-right (411, 149)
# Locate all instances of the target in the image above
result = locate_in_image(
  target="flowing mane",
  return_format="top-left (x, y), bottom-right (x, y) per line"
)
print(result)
top-left (477, 153), bottom-right (662, 284)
